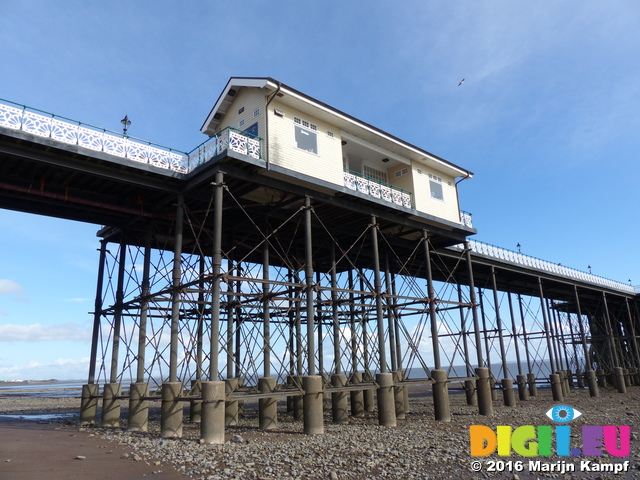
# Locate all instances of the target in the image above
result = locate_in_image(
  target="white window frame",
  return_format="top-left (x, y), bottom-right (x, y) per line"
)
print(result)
top-left (293, 116), bottom-right (319, 155)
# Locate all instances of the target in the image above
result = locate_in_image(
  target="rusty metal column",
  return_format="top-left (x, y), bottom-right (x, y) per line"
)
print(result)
top-left (202, 171), bottom-right (226, 444)
top-left (490, 267), bottom-right (515, 406)
top-left (537, 278), bottom-right (557, 374)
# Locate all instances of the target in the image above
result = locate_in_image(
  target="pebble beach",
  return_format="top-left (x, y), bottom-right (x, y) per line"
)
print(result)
top-left (1, 383), bottom-right (639, 479)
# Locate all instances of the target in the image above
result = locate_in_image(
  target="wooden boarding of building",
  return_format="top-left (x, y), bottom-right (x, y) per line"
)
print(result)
top-left (0, 78), bottom-right (638, 440)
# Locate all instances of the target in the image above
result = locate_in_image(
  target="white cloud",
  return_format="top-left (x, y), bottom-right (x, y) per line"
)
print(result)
top-left (0, 323), bottom-right (90, 342)
top-left (0, 357), bottom-right (89, 381)
top-left (0, 279), bottom-right (23, 295)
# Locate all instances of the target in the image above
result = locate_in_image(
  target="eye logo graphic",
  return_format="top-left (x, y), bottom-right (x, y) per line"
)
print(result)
top-left (546, 405), bottom-right (582, 423)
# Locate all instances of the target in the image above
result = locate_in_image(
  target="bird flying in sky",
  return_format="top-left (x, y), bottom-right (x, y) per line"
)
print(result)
top-left (457, 78), bottom-right (465, 86)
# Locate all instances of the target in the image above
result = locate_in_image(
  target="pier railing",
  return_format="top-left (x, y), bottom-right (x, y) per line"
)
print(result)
top-left (343, 169), bottom-right (412, 209)
top-left (449, 240), bottom-right (636, 294)
top-left (0, 98), bottom-right (262, 174)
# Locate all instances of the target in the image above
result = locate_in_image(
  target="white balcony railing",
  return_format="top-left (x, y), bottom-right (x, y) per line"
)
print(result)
top-left (344, 169), bottom-right (412, 209)
top-left (0, 98), bottom-right (262, 174)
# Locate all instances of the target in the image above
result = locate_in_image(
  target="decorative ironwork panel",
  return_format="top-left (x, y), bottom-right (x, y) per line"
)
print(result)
top-left (369, 181), bottom-right (381, 198)
top-left (0, 104), bottom-right (23, 129)
top-left (229, 130), bottom-right (248, 155)
top-left (356, 176), bottom-right (369, 194)
top-left (21, 110), bottom-right (51, 137)
top-left (344, 172), bottom-right (357, 191)
top-left (380, 185), bottom-right (391, 202)
top-left (77, 126), bottom-right (105, 152)
top-left (50, 118), bottom-right (78, 145)
top-left (401, 193), bottom-right (411, 208)
top-left (391, 189), bottom-right (402, 206)
top-left (247, 137), bottom-right (260, 159)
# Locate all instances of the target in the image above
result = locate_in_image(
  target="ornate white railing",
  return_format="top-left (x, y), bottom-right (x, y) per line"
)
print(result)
top-left (460, 210), bottom-right (473, 228)
top-left (344, 169), bottom-right (412, 209)
top-left (449, 240), bottom-right (636, 294)
top-left (187, 127), bottom-right (261, 167)
top-left (0, 99), bottom-right (262, 174)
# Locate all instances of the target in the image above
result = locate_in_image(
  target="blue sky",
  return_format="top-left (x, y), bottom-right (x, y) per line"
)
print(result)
top-left (0, 1), bottom-right (638, 380)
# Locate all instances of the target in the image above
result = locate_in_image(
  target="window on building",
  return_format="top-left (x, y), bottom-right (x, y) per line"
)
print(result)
top-left (293, 116), bottom-right (318, 154)
top-left (428, 173), bottom-right (444, 201)
top-left (363, 164), bottom-right (388, 184)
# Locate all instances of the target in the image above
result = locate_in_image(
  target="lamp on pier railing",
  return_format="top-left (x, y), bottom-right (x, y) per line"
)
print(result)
top-left (516, 243), bottom-right (521, 253)
top-left (588, 265), bottom-right (592, 274)
top-left (120, 115), bottom-right (131, 135)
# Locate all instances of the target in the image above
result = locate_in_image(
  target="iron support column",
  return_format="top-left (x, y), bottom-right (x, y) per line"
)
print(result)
top-left (537, 278), bottom-right (557, 374)
top-left (304, 196), bottom-right (316, 375)
top-left (370, 216), bottom-right (387, 373)
top-left (423, 231), bottom-right (441, 370)
top-left (109, 236), bottom-right (127, 383)
top-left (169, 196), bottom-right (184, 383)
top-left (209, 171), bottom-right (224, 380)
top-left (88, 239), bottom-right (107, 384)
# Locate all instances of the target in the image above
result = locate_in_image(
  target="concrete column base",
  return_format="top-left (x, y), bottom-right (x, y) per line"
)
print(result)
top-left (201, 380), bottom-right (225, 444)
top-left (576, 369), bottom-right (585, 389)
top-left (349, 372), bottom-right (365, 417)
top-left (431, 369), bottom-right (451, 422)
top-left (516, 374), bottom-right (529, 401)
top-left (585, 369), bottom-right (599, 397)
top-left (303, 375), bottom-right (324, 435)
top-left (475, 367), bottom-right (493, 417)
top-left (624, 368), bottom-right (631, 387)
top-left (289, 375), bottom-right (304, 421)
top-left (80, 384), bottom-right (99, 426)
top-left (596, 369), bottom-right (607, 388)
top-left (128, 382), bottom-right (149, 431)
top-left (489, 375), bottom-right (498, 401)
top-left (550, 374), bottom-right (563, 402)
top-left (102, 383), bottom-right (121, 428)
top-left (363, 371), bottom-right (375, 412)
top-left (560, 371), bottom-right (570, 397)
top-left (501, 378), bottom-right (516, 407)
top-left (376, 372), bottom-right (397, 427)
top-left (527, 373), bottom-right (538, 397)
top-left (331, 374), bottom-right (348, 424)
top-left (393, 370), bottom-right (406, 420)
top-left (464, 379), bottom-right (477, 406)
top-left (615, 367), bottom-right (627, 393)
top-left (258, 377), bottom-right (277, 430)
top-left (225, 378), bottom-right (239, 426)
top-left (190, 379), bottom-right (202, 423)
top-left (161, 382), bottom-right (183, 438)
